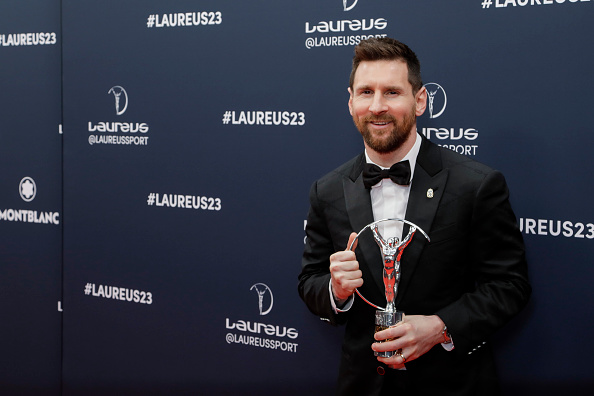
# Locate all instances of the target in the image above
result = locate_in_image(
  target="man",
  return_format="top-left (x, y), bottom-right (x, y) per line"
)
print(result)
top-left (298, 38), bottom-right (531, 395)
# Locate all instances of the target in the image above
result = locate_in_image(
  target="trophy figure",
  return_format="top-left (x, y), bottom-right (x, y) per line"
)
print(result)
top-left (348, 219), bottom-right (430, 358)
top-left (371, 224), bottom-right (416, 357)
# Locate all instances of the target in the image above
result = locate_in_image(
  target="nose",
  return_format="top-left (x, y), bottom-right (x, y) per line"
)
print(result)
top-left (369, 92), bottom-right (387, 114)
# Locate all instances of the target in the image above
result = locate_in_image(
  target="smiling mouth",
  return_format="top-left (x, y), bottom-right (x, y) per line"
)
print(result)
top-left (368, 120), bottom-right (393, 127)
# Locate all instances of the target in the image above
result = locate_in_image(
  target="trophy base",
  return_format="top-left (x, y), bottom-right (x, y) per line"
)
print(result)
top-left (374, 310), bottom-right (403, 358)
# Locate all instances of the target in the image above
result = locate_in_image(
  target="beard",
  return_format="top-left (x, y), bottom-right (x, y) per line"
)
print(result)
top-left (354, 107), bottom-right (416, 154)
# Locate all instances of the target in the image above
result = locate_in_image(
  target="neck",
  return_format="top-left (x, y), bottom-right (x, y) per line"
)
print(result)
top-left (365, 129), bottom-right (417, 168)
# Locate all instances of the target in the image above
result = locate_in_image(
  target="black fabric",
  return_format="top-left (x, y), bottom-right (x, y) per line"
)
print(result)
top-left (362, 160), bottom-right (411, 188)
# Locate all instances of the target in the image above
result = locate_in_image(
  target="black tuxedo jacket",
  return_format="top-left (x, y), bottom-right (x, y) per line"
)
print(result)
top-left (298, 136), bottom-right (531, 396)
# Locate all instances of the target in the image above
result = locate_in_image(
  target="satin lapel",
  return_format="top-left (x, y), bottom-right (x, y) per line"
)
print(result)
top-left (342, 160), bottom-right (385, 303)
top-left (396, 140), bottom-right (449, 307)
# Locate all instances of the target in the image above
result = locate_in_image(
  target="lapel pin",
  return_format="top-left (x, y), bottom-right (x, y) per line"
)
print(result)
top-left (427, 188), bottom-right (434, 199)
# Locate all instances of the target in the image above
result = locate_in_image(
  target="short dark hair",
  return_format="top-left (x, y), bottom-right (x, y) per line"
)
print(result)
top-left (349, 37), bottom-right (423, 94)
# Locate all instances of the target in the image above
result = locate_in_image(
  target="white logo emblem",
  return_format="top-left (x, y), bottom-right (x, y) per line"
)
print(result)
top-left (424, 82), bottom-right (447, 119)
top-left (19, 177), bottom-right (36, 202)
top-left (108, 86), bottom-right (128, 116)
top-left (250, 283), bottom-right (273, 316)
top-left (343, 0), bottom-right (359, 11)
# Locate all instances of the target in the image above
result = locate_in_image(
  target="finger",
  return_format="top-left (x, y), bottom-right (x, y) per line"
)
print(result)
top-left (332, 266), bottom-right (358, 280)
top-left (379, 357), bottom-right (405, 368)
top-left (331, 269), bottom-right (363, 299)
top-left (378, 357), bottom-right (405, 370)
top-left (342, 277), bottom-right (363, 289)
top-left (334, 274), bottom-right (363, 290)
top-left (330, 250), bottom-right (357, 264)
top-left (384, 357), bottom-right (406, 370)
top-left (372, 338), bottom-right (404, 355)
top-left (330, 262), bottom-right (360, 278)
top-left (374, 322), bottom-right (404, 341)
top-left (377, 349), bottom-right (409, 367)
top-left (346, 232), bottom-right (358, 251)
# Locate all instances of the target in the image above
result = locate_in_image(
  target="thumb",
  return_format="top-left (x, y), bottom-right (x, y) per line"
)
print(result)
top-left (346, 232), bottom-right (358, 251)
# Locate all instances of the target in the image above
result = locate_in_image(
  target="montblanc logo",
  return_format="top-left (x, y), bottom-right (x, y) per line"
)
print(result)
top-left (0, 176), bottom-right (60, 225)
top-left (343, 0), bottom-right (359, 11)
top-left (108, 85), bottom-right (128, 116)
top-left (424, 82), bottom-right (447, 119)
top-left (19, 177), bottom-right (36, 202)
top-left (250, 283), bottom-right (273, 316)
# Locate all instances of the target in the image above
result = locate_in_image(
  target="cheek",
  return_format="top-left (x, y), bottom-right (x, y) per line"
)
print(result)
top-left (390, 103), bottom-right (415, 117)
top-left (351, 103), bottom-right (368, 118)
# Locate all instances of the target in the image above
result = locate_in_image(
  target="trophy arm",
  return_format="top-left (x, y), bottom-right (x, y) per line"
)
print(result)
top-left (371, 224), bottom-right (386, 247)
top-left (396, 227), bottom-right (416, 262)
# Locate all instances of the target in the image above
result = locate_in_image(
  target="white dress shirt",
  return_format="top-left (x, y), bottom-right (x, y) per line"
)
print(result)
top-left (330, 132), bottom-right (421, 313)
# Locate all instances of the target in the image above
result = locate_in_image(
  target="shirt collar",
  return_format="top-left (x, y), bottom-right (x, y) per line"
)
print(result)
top-left (364, 131), bottom-right (422, 178)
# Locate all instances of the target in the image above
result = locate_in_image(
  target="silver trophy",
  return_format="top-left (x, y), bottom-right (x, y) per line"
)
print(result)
top-left (348, 218), bottom-right (430, 358)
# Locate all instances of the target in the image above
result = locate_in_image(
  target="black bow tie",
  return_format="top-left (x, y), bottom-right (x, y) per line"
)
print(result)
top-left (362, 160), bottom-right (411, 189)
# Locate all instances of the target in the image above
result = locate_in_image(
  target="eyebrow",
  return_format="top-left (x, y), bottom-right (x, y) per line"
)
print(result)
top-left (355, 84), bottom-right (404, 92)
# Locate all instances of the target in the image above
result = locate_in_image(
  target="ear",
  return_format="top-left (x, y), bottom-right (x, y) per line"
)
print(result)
top-left (415, 86), bottom-right (427, 117)
top-left (348, 87), bottom-right (354, 116)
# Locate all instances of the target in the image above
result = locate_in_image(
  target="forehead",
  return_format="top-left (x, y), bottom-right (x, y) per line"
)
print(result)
top-left (352, 59), bottom-right (410, 89)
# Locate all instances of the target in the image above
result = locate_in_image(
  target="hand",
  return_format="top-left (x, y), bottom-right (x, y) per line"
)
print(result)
top-left (372, 315), bottom-right (445, 369)
top-left (330, 232), bottom-right (362, 302)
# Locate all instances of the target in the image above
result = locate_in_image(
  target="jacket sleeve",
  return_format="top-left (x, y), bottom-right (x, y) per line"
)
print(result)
top-left (435, 170), bottom-right (531, 354)
top-left (298, 180), bottom-right (349, 326)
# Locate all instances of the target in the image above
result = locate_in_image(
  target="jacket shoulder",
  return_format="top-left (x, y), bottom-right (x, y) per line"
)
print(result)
top-left (440, 146), bottom-right (494, 176)
top-left (422, 137), bottom-right (497, 181)
top-left (313, 153), bottom-right (364, 192)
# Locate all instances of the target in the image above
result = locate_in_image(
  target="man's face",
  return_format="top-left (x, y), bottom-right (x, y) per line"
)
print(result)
top-left (348, 60), bottom-right (426, 154)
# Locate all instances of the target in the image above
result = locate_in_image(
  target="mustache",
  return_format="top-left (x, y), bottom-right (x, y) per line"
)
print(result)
top-left (361, 115), bottom-right (397, 123)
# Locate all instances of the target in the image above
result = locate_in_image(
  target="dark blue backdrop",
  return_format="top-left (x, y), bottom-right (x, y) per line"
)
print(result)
top-left (1, 0), bottom-right (593, 395)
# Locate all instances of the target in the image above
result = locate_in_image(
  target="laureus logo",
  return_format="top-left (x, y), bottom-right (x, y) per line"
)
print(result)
top-left (19, 177), bottom-right (36, 202)
top-left (250, 283), bottom-right (273, 316)
top-left (343, 0), bottom-right (359, 11)
top-left (108, 85), bottom-right (128, 116)
top-left (424, 82), bottom-right (447, 119)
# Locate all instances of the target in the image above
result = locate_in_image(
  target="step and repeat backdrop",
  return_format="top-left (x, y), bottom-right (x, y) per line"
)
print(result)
top-left (1, 1), bottom-right (593, 395)
top-left (0, 0), bottom-right (62, 394)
